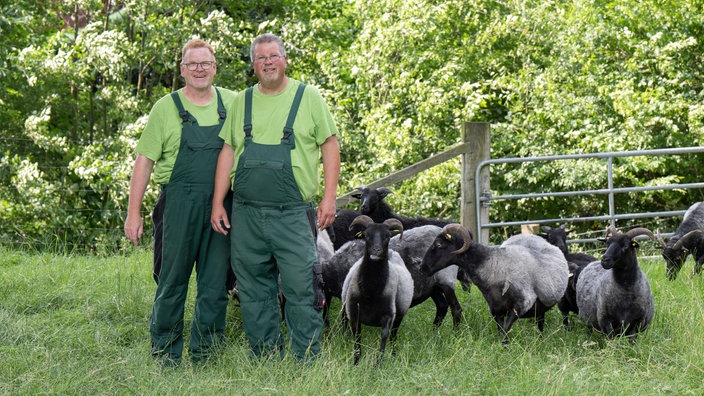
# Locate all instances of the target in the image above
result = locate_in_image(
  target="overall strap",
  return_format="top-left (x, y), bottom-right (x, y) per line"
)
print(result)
top-left (282, 83), bottom-right (307, 144)
top-left (243, 86), bottom-right (254, 138)
top-left (215, 87), bottom-right (227, 122)
top-left (170, 91), bottom-right (190, 124)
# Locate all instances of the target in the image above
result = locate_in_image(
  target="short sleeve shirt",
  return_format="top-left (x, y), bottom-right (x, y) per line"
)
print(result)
top-left (135, 87), bottom-right (237, 184)
top-left (219, 79), bottom-right (338, 201)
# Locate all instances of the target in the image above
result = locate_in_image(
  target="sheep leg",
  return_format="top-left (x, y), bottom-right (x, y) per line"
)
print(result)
top-left (377, 315), bottom-right (394, 365)
top-left (429, 289), bottom-right (449, 327)
top-left (350, 304), bottom-right (362, 365)
top-left (322, 292), bottom-right (332, 327)
top-left (438, 284), bottom-right (463, 328)
top-left (495, 310), bottom-right (519, 345)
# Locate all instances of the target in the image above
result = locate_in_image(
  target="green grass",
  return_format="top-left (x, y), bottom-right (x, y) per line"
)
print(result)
top-left (1, 247), bottom-right (703, 395)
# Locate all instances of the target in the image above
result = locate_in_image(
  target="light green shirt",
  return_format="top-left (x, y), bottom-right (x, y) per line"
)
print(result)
top-left (219, 79), bottom-right (338, 201)
top-left (135, 87), bottom-right (237, 184)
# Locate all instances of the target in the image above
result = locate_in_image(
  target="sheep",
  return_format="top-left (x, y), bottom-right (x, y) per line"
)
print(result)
top-left (539, 224), bottom-right (598, 326)
top-left (322, 225), bottom-right (462, 328)
top-left (662, 201), bottom-right (704, 280)
top-left (576, 226), bottom-right (662, 342)
top-left (341, 215), bottom-right (413, 365)
top-left (352, 185), bottom-right (473, 292)
top-left (421, 224), bottom-right (568, 344)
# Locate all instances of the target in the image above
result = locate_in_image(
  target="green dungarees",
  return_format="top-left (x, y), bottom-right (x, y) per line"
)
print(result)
top-left (231, 84), bottom-right (323, 360)
top-left (149, 89), bottom-right (232, 364)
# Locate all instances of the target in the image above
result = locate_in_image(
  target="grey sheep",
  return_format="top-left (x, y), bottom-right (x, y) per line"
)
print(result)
top-left (341, 215), bottom-right (413, 365)
top-left (662, 201), bottom-right (704, 280)
top-left (421, 224), bottom-right (568, 344)
top-left (576, 226), bottom-right (662, 342)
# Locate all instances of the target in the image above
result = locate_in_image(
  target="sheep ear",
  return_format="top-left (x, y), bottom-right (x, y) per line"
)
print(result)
top-left (631, 241), bottom-right (640, 248)
top-left (597, 238), bottom-right (607, 244)
top-left (350, 192), bottom-right (362, 199)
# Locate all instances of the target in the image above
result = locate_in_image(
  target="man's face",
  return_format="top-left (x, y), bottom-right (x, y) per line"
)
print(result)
top-left (252, 42), bottom-right (286, 85)
top-left (180, 47), bottom-right (216, 90)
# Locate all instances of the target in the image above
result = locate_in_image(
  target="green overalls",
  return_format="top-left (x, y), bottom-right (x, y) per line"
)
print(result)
top-left (149, 88), bottom-right (232, 365)
top-left (231, 84), bottom-right (323, 360)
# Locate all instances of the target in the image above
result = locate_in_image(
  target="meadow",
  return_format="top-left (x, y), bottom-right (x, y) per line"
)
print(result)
top-left (1, 246), bottom-right (703, 395)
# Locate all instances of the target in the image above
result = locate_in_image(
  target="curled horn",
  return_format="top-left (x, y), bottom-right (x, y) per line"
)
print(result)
top-left (383, 218), bottom-right (404, 239)
top-left (605, 225), bottom-right (621, 237)
top-left (624, 227), bottom-right (665, 248)
top-left (672, 229), bottom-right (703, 250)
top-left (349, 215), bottom-right (374, 231)
top-left (441, 223), bottom-right (472, 254)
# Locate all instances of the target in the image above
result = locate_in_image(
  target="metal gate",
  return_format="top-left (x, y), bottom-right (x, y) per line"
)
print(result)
top-left (475, 146), bottom-right (704, 243)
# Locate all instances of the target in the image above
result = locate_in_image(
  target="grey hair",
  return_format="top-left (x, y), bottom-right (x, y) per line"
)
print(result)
top-left (250, 33), bottom-right (286, 62)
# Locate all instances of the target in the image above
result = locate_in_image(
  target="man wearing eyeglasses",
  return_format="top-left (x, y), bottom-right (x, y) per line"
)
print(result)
top-left (211, 33), bottom-right (340, 362)
top-left (125, 38), bottom-right (236, 367)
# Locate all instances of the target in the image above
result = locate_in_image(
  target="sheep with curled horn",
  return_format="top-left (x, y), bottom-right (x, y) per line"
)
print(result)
top-left (341, 215), bottom-right (413, 365)
top-left (661, 201), bottom-right (704, 280)
top-left (421, 223), bottom-right (568, 345)
top-left (576, 226), bottom-right (664, 343)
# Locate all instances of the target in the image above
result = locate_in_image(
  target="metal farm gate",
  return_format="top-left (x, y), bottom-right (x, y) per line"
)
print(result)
top-left (474, 146), bottom-right (704, 244)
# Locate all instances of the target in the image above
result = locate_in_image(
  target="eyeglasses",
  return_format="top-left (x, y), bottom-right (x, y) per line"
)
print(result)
top-left (182, 61), bottom-right (215, 71)
top-left (253, 54), bottom-right (283, 63)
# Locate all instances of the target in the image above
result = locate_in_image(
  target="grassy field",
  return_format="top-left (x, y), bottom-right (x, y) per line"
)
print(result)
top-left (1, 246), bottom-right (703, 395)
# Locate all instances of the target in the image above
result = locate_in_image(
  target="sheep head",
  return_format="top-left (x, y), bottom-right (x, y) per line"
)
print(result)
top-left (349, 215), bottom-right (403, 261)
top-left (420, 223), bottom-right (472, 276)
top-left (663, 229), bottom-right (702, 280)
top-left (539, 223), bottom-right (572, 255)
top-left (600, 226), bottom-right (660, 270)
top-left (354, 186), bottom-right (393, 218)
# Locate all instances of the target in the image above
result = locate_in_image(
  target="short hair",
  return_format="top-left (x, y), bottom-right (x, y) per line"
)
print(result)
top-left (181, 38), bottom-right (215, 61)
top-left (250, 33), bottom-right (286, 62)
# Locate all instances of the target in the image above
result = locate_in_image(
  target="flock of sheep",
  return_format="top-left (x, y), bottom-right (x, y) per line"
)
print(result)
top-left (320, 186), bottom-right (704, 364)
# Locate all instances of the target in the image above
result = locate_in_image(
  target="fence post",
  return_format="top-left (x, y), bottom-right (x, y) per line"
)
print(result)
top-left (461, 122), bottom-right (490, 244)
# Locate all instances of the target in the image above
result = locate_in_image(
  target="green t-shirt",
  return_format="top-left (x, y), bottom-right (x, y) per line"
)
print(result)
top-left (135, 87), bottom-right (237, 184)
top-left (219, 78), bottom-right (338, 201)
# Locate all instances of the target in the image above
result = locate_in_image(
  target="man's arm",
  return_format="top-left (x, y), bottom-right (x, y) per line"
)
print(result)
top-left (317, 135), bottom-right (340, 230)
top-left (124, 154), bottom-right (154, 245)
top-left (211, 143), bottom-right (234, 235)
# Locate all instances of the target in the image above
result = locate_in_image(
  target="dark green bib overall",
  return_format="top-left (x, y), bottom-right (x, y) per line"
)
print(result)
top-left (231, 83), bottom-right (323, 360)
top-left (149, 89), bottom-right (231, 364)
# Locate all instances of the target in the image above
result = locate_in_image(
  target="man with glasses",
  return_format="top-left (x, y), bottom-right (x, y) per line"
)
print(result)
top-left (125, 38), bottom-right (236, 367)
top-left (211, 33), bottom-right (340, 362)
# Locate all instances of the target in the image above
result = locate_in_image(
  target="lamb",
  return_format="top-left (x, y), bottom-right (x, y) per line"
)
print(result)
top-left (576, 226), bottom-right (662, 342)
top-left (539, 224), bottom-right (598, 326)
top-left (352, 185), bottom-right (473, 291)
top-left (421, 224), bottom-right (568, 344)
top-left (661, 201), bottom-right (704, 280)
top-left (321, 224), bottom-right (462, 328)
top-left (341, 215), bottom-right (413, 365)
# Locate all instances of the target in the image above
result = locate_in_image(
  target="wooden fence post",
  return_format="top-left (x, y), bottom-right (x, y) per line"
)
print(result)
top-left (461, 122), bottom-right (490, 244)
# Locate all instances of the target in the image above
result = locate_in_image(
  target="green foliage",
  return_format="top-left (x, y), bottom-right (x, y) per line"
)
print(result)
top-left (2, 0), bottom-right (704, 251)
